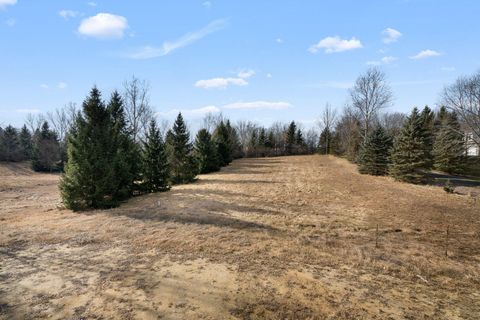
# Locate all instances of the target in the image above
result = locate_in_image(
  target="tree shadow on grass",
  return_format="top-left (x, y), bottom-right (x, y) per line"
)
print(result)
top-left (427, 172), bottom-right (480, 188)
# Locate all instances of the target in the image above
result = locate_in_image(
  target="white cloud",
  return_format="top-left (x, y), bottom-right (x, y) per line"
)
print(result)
top-left (276, 38), bottom-right (284, 44)
top-left (195, 77), bottom-right (248, 89)
top-left (40, 84), bottom-right (49, 89)
top-left (59, 10), bottom-right (80, 20)
top-left (382, 28), bottom-right (402, 44)
top-left (237, 69), bottom-right (255, 79)
top-left (87, 2), bottom-right (97, 7)
top-left (309, 36), bottom-right (363, 54)
top-left (16, 108), bottom-right (41, 114)
top-left (366, 56), bottom-right (398, 66)
top-left (128, 18), bottom-right (227, 59)
top-left (57, 82), bottom-right (68, 89)
top-left (78, 13), bottom-right (128, 39)
top-left (266, 73), bottom-right (272, 78)
top-left (157, 105), bottom-right (220, 118)
top-left (0, 0), bottom-right (16, 9)
top-left (410, 49), bottom-right (442, 60)
top-left (223, 101), bottom-right (292, 110)
top-left (4, 18), bottom-right (15, 27)
top-left (202, 1), bottom-right (212, 8)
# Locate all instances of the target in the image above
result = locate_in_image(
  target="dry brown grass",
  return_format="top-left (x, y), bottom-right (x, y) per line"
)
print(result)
top-left (1, 156), bottom-right (479, 319)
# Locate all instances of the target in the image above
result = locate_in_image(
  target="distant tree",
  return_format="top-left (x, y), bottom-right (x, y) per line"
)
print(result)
top-left (433, 112), bottom-right (465, 174)
top-left (213, 121), bottom-right (233, 166)
top-left (258, 127), bottom-right (267, 157)
top-left (318, 128), bottom-right (334, 155)
top-left (334, 106), bottom-right (363, 161)
top-left (285, 121), bottom-right (297, 155)
top-left (265, 130), bottom-right (275, 155)
top-left (350, 67), bottom-right (393, 140)
top-left (318, 103), bottom-right (337, 154)
top-left (32, 122), bottom-right (61, 172)
top-left (60, 87), bottom-right (118, 210)
top-left (248, 129), bottom-right (258, 157)
top-left (168, 113), bottom-right (197, 184)
top-left (19, 125), bottom-right (33, 160)
top-left (0, 125), bottom-right (22, 161)
top-left (194, 128), bottom-right (220, 173)
top-left (390, 108), bottom-right (430, 183)
top-left (225, 120), bottom-right (243, 158)
top-left (380, 112), bottom-right (406, 138)
top-left (142, 120), bottom-right (170, 192)
top-left (357, 126), bottom-right (392, 175)
top-left (123, 76), bottom-right (154, 142)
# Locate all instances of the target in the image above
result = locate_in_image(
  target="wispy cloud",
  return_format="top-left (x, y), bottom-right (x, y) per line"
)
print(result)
top-left (276, 38), bottom-right (284, 44)
top-left (0, 0), bottom-right (16, 10)
top-left (128, 18), bottom-right (228, 59)
top-left (366, 56), bottom-right (398, 66)
top-left (223, 101), bottom-right (292, 110)
top-left (195, 69), bottom-right (255, 89)
top-left (309, 36), bottom-right (362, 54)
top-left (202, 1), bottom-right (212, 9)
top-left (87, 1), bottom-right (97, 7)
top-left (441, 66), bottom-right (456, 72)
top-left (410, 49), bottom-right (442, 60)
top-left (40, 84), bottom-right (49, 89)
top-left (4, 17), bottom-right (15, 27)
top-left (382, 28), bottom-right (402, 44)
top-left (156, 105), bottom-right (220, 118)
top-left (59, 10), bottom-right (80, 20)
top-left (78, 13), bottom-right (128, 39)
top-left (57, 82), bottom-right (68, 89)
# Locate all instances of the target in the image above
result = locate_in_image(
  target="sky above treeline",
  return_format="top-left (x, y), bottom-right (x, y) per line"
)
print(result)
top-left (1, 0), bottom-right (479, 128)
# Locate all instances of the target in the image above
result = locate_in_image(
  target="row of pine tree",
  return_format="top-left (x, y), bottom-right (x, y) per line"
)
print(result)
top-left (357, 106), bottom-right (466, 183)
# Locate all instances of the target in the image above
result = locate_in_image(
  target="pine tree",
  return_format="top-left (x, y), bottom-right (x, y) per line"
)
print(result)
top-left (213, 121), bottom-right (233, 166)
top-left (225, 120), bottom-right (242, 159)
top-left (285, 121), bottom-right (297, 155)
top-left (258, 128), bottom-right (267, 157)
top-left (168, 113), bottom-right (197, 184)
top-left (19, 125), bottom-right (33, 160)
top-left (248, 130), bottom-right (258, 157)
top-left (32, 122), bottom-right (61, 171)
top-left (357, 126), bottom-right (392, 175)
top-left (433, 112), bottom-right (465, 174)
top-left (108, 91), bottom-right (140, 199)
top-left (194, 128), bottom-right (220, 173)
top-left (390, 108), bottom-right (430, 183)
top-left (142, 120), bottom-right (170, 192)
top-left (60, 87), bottom-right (118, 210)
top-left (318, 127), bottom-right (333, 155)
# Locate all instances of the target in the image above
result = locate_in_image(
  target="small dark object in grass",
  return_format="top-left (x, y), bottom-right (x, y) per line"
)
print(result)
top-left (443, 179), bottom-right (455, 194)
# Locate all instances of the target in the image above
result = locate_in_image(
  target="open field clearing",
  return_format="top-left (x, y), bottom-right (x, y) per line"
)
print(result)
top-left (1, 155), bottom-right (479, 319)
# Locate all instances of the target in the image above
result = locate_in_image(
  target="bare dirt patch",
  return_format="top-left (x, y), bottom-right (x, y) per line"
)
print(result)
top-left (1, 157), bottom-right (479, 319)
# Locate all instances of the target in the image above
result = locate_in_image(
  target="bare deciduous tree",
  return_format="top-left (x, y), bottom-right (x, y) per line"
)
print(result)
top-left (25, 113), bottom-right (45, 133)
top-left (380, 112), bottom-right (406, 138)
top-left (123, 76), bottom-right (154, 142)
top-left (317, 103), bottom-right (337, 154)
top-left (350, 67), bottom-right (393, 140)
top-left (441, 71), bottom-right (480, 146)
top-left (202, 112), bottom-right (224, 133)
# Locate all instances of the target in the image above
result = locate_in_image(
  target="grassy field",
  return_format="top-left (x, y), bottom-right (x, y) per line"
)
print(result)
top-left (1, 156), bottom-right (479, 319)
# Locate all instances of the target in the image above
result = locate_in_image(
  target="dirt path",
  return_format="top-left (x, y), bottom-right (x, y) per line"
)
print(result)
top-left (1, 156), bottom-right (479, 319)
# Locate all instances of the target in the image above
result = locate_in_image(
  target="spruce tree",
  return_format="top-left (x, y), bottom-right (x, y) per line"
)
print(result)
top-left (357, 126), bottom-right (392, 175)
top-left (225, 120), bottom-right (242, 159)
top-left (285, 121), bottom-right (297, 155)
top-left (318, 127), bottom-right (333, 155)
top-left (433, 112), bottom-right (465, 174)
top-left (168, 113), bottom-right (197, 183)
top-left (108, 91), bottom-right (140, 199)
top-left (420, 106), bottom-right (434, 169)
top-left (390, 108), bottom-right (430, 183)
top-left (258, 128), bottom-right (267, 157)
top-left (60, 87), bottom-right (118, 210)
top-left (194, 128), bottom-right (220, 173)
top-left (142, 120), bottom-right (170, 192)
top-left (19, 125), bottom-right (33, 160)
top-left (213, 121), bottom-right (233, 166)
top-left (1, 125), bottom-right (21, 161)
top-left (248, 130), bottom-right (258, 157)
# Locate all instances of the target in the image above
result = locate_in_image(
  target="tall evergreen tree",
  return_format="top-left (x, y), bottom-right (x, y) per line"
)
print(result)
top-left (108, 91), bottom-right (140, 199)
top-left (168, 113), bottom-right (197, 183)
top-left (285, 121), bottom-right (297, 155)
top-left (248, 130), bottom-right (258, 157)
top-left (433, 112), bottom-right (465, 174)
top-left (19, 125), bottom-right (33, 160)
top-left (420, 106), bottom-right (435, 169)
top-left (390, 108), bottom-right (430, 183)
top-left (318, 127), bottom-right (334, 155)
top-left (225, 120), bottom-right (242, 159)
top-left (142, 120), bottom-right (170, 192)
top-left (60, 87), bottom-right (118, 210)
top-left (357, 126), bottom-right (392, 175)
top-left (213, 121), bottom-right (233, 166)
top-left (32, 122), bottom-right (61, 171)
top-left (194, 128), bottom-right (220, 173)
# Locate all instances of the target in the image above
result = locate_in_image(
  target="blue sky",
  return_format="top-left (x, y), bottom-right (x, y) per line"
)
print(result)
top-left (1, 0), bottom-right (479, 129)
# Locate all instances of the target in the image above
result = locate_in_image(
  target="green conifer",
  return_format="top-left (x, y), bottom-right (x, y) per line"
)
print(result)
top-left (194, 128), bottom-right (220, 173)
top-left (168, 113), bottom-right (197, 183)
top-left (433, 112), bottom-right (465, 174)
top-left (357, 126), bottom-right (392, 175)
top-left (213, 121), bottom-right (233, 166)
top-left (142, 120), bottom-right (170, 192)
